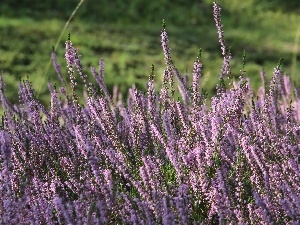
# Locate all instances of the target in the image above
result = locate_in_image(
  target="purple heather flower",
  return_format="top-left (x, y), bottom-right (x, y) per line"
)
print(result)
top-left (161, 28), bottom-right (172, 66)
top-left (51, 51), bottom-right (66, 85)
top-left (0, 130), bottom-right (11, 160)
top-left (213, 2), bottom-right (226, 56)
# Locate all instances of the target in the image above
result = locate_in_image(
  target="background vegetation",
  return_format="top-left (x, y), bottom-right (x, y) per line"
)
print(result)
top-left (0, 0), bottom-right (299, 106)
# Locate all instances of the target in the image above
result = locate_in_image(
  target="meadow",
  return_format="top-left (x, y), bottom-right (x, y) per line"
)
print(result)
top-left (0, 1), bottom-right (300, 224)
top-left (0, 0), bottom-right (299, 106)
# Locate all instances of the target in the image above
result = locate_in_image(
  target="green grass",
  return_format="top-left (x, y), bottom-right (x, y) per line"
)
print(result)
top-left (0, 1), bottom-right (299, 107)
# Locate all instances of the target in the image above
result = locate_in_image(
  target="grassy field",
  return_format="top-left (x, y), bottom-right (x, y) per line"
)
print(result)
top-left (0, 0), bottom-right (299, 106)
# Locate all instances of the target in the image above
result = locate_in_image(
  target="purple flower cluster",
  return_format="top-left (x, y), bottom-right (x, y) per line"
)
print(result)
top-left (1, 2), bottom-right (299, 224)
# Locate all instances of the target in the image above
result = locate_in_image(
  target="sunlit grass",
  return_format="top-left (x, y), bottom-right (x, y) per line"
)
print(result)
top-left (0, 1), bottom-right (299, 108)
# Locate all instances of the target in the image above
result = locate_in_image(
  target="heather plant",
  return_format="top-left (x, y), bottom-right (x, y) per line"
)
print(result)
top-left (1, 2), bottom-right (300, 224)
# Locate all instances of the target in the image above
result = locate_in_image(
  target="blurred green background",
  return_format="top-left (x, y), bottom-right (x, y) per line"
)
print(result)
top-left (0, 0), bottom-right (299, 107)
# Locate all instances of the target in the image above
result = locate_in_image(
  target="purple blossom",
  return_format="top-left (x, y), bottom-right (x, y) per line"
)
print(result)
top-left (0, 2), bottom-right (299, 224)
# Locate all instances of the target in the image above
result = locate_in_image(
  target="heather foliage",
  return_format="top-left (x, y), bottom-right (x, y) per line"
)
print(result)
top-left (1, 3), bottom-right (300, 224)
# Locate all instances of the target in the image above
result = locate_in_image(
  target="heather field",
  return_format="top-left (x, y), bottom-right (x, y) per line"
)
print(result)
top-left (1, 1), bottom-right (300, 224)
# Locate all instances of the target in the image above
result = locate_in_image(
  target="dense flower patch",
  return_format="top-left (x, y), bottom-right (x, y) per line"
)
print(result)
top-left (1, 3), bottom-right (299, 224)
